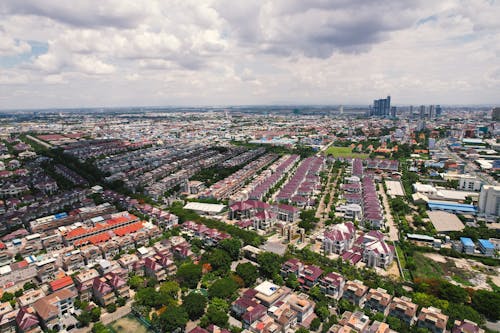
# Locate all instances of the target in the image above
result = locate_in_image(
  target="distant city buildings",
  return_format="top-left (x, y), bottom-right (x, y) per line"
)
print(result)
top-left (371, 96), bottom-right (391, 117)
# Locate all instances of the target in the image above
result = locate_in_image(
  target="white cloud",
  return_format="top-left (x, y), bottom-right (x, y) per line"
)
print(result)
top-left (0, 0), bottom-right (499, 108)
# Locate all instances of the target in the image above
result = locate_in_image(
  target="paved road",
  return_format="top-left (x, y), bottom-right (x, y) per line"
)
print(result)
top-left (378, 182), bottom-right (399, 241)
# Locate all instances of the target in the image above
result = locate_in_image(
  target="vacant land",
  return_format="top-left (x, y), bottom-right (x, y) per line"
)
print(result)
top-left (325, 146), bottom-right (369, 158)
top-left (417, 252), bottom-right (500, 291)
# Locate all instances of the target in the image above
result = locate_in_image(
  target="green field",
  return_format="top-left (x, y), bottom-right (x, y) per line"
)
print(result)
top-left (325, 146), bottom-right (369, 158)
top-left (412, 252), bottom-right (444, 279)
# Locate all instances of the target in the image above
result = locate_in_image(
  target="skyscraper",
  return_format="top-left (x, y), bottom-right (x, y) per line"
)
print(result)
top-left (419, 105), bottom-right (425, 119)
top-left (372, 96), bottom-right (391, 116)
top-left (492, 107), bottom-right (500, 121)
top-left (435, 105), bottom-right (442, 117)
top-left (429, 105), bottom-right (435, 119)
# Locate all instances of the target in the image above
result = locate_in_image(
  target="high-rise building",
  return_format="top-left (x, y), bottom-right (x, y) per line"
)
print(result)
top-left (435, 105), bottom-right (442, 117)
top-left (390, 106), bottom-right (397, 118)
top-left (478, 185), bottom-right (500, 217)
top-left (429, 105), bottom-right (435, 119)
top-left (409, 105), bottom-right (414, 118)
top-left (372, 96), bottom-right (391, 116)
top-left (492, 107), bottom-right (500, 121)
top-left (419, 105), bottom-right (425, 119)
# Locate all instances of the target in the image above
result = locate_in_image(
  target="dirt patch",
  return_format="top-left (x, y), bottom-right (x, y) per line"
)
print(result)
top-left (109, 316), bottom-right (150, 333)
top-left (422, 252), bottom-right (447, 263)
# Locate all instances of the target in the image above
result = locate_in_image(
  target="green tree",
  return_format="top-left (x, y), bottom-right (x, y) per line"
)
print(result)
top-left (472, 290), bottom-right (500, 320)
top-left (177, 263), bottom-right (202, 289)
top-left (127, 275), bottom-right (145, 290)
top-left (218, 238), bottom-right (242, 260)
top-left (182, 292), bottom-right (207, 320)
top-left (77, 310), bottom-right (91, 327)
top-left (296, 328), bottom-right (310, 333)
top-left (159, 281), bottom-right (180, 300)
top-left (310, 317), bottom-right (321, 331)
top-left (90, 307), bottom-right (101, 322)
top-left (285, 273), bottom-right (299, 290)
top-left (201, 302), bottom-right (229, 328)
top-left (444, 303), bottom-right (484, 329)
top-left (92, 322), bottom-right (111, 333)
top-left (204, 249), bottom-right (232, 274)
top-left (208, 277), bottom-right (238, 299)
top-left (106, 303), bottom-right (117, 313)
top-left (154, 305), bottom-right (189, 333)
top-left (235, 263), bottom-right (259, 287)
top-left (257, 252), bottom-right (283, 278)
top-left (438, 282), bottom-right (468, 303)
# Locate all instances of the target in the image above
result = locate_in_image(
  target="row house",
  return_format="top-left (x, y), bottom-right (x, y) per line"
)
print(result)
top-left (92, 277), bottom-right (116, 307)
top-left (74, 269), bottom-right (100, 302)
top-left (267, 301), bottom-right (298, 332)
top-left (80, 244), bottom-right (103, 266)
top-left (0, 302), bottom-right (17, 333)
top-left (48, 275), bottom-right (75, 293)
top-left (99, 240), bottom-right (120, 260)
top-left (388, 296), bottom-right (418, 326)
top-left (332, 310), bottom-right (371, 333)
top-left (364, 288), bottom-right (392, 315)
top-left (17, 290), bottom-right (45, 308)
top-left (342, 280), bottom-right (368, 307)
top-left (287, 294), bottom-right (315, 324)
top-left (232, 296), bottom-right (267, 328)
top-left (144, 257), bottom-right (167, 281)
top-left (417, 307), bottom-right (449, 333)
top-left (62, 251), bottom-right (85, 272)
top-left (40, 233), bottom-right (63, 251)
top-left (452, 319), bottom-right (484, 333)
top-left (182, 221), bottom-right (231, 246)
top-left (0, 261), bottom-right (37, 290)
top-left (35, 258), bottom-right (57, 283)
top-left (117, 254), bottom-right (140, 273)
top-left (105, 272), bottom-right (130, 299)
top-left (32, 288), bottom-right (77, 332)
top-left (318, 272), bottom-right (345, 299)
top-left (15, 307), bottom-right (41, 333)
top-left (277, 204), bottom-right (300, 223)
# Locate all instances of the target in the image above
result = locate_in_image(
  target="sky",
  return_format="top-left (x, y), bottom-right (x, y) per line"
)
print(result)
top-left (0, 0), bottom-right (499, 109)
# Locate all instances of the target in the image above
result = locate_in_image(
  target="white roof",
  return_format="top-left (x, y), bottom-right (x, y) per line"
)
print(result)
top-left (255, 281), bottom-right (280, 297)
top-left (183, 202), bottom-right (226, 213)
top-left (427, 211), bottom-right (465, 232)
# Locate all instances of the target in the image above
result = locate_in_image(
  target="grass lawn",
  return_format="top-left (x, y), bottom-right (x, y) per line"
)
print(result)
top-left (325, 146), bottom-right (369, 159)
top-left (412, 252), bottom-right (444, 279)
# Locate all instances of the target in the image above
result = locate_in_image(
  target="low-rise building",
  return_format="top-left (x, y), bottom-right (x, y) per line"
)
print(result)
top-left (389, 296), bottom-right (418, 326)
top-left (319, 272), bottom-right (345, 299)
top-left (92, 277), bottom-right (116, 307)
top-left (32, 288), bottom-right (77, 331)
top-left (417, 307), bottom-right (448, 333)
top-left (364, 288), bottom-right (392, 315)
top-left (342, 280), bottom-right (368, 307)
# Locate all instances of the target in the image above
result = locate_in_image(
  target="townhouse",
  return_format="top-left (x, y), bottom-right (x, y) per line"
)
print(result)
top-left (342, 280), bottom-right (368, 307)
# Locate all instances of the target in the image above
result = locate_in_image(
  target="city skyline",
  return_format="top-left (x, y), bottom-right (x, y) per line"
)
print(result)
top-left (1, 1), bottom-right (500, 108)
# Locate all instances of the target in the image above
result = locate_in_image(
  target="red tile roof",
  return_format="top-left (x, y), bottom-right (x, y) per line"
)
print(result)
top-left (49, 275), bottom-right (74, 292)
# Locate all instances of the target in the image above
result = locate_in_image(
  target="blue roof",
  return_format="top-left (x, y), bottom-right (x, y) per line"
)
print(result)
top-left (428, 201), bottom-right (477, 213)
top-left (460, 237), bottom-right (475, 247)
top-left (478, 239), bottom-right (495, 250)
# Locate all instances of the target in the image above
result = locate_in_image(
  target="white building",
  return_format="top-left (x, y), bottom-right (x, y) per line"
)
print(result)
top-left (478, 185), bottom-right (500, 217)
top-left (458, 175), bottom-right (482, 192)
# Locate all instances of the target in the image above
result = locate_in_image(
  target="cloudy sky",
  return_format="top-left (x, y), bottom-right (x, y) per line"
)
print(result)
top-left (0, 0), bottom-right (499, 109)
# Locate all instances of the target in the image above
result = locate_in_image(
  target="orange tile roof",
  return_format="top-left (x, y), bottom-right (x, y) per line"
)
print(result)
top-left (114, 222), bottom-right (144, 237)
top-left (49, 275), bottom-right (74, 291)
